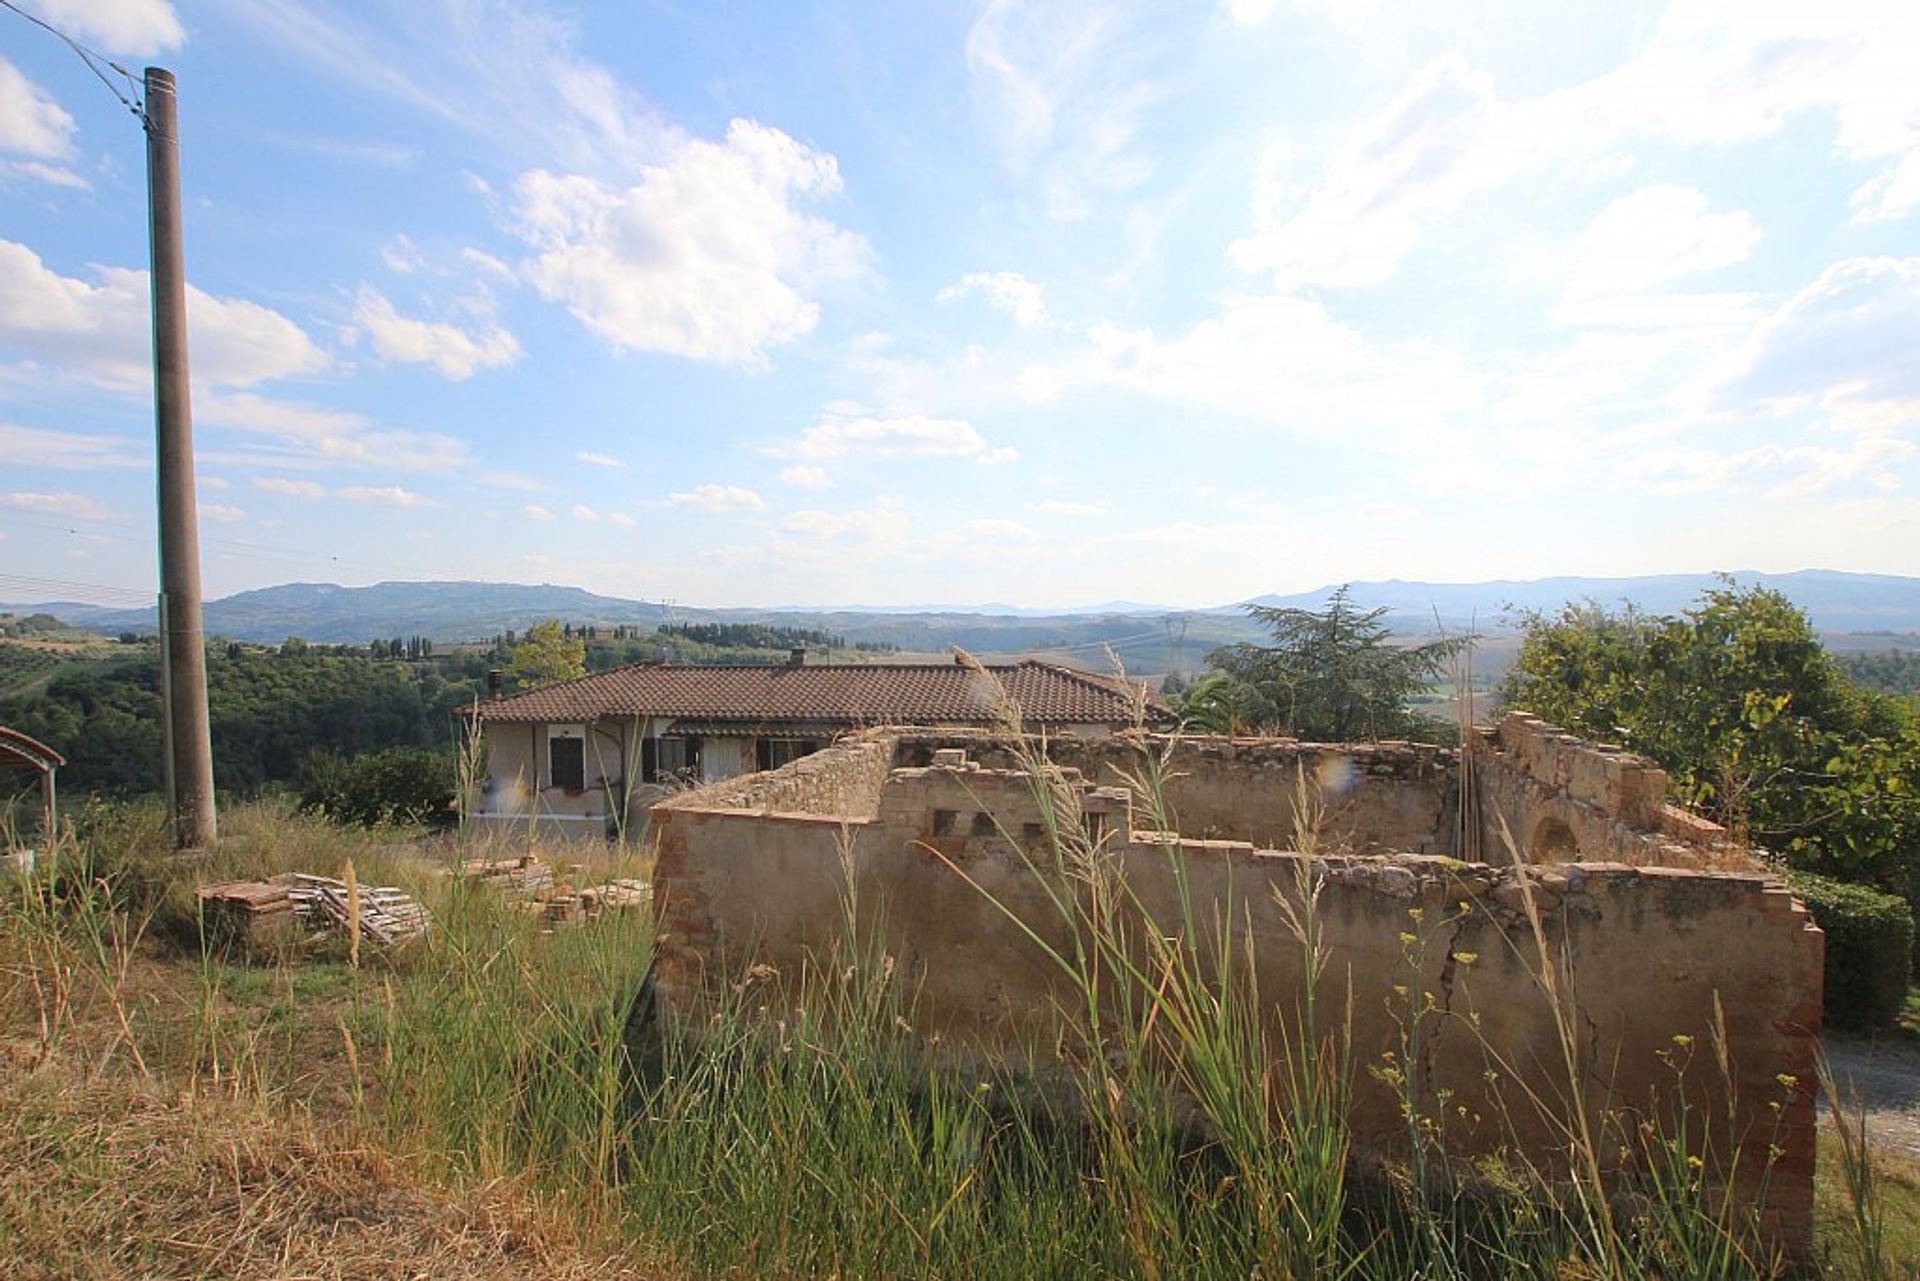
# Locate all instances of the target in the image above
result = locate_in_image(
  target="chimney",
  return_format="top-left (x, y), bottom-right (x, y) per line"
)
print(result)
top-left (787, 647), bottom-right (807, 668)
top-left (486, 668), bottom-right (503, 700)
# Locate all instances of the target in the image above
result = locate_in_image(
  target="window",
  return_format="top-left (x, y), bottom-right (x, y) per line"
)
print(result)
top-left (549, 734), bottom-right (585, 791)
top-left (644, 735), bottom-right (703, 782)
top-left (755, 738), bottom-right (820, 771)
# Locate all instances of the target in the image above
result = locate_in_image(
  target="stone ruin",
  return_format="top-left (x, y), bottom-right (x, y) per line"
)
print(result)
top-left (646, 714), bottom-right (1824, 1254)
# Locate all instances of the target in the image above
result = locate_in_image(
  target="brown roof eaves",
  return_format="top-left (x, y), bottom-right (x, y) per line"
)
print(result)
top-left (472, 660), bottom-right (1168, 728)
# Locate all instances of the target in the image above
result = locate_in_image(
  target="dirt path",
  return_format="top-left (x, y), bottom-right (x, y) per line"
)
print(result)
top-left (1823, 1033), bottom-right (1920, 1159)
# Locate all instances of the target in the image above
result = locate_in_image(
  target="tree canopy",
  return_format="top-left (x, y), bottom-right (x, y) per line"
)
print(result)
top-left (1189, 586), bottom-right (1465, 742)
top-left (1501, 582), bottom-right (1919, 894)
top-left (506, 619), bottom-right (586, 690)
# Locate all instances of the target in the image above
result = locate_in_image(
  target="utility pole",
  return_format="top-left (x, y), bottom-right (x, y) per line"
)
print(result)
top-left (145, 67), bottom-right (216, 848)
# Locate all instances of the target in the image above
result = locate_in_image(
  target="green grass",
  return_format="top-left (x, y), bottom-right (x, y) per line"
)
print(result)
top-left (5, 796), bottom-right (1914, 1278)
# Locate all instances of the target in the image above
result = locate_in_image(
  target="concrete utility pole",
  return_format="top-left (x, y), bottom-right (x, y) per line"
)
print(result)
top-left (145, 66), bottom-right (217, 849)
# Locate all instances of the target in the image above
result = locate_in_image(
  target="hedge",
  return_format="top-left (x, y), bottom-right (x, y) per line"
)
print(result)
top-left (1785, 869), bottom-right (1914, 1030)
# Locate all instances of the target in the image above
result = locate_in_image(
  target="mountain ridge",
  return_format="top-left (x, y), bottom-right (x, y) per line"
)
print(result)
top-left (11, 570), bottom-right (1918, 656)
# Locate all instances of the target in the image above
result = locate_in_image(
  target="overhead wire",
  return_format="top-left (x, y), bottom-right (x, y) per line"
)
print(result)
top-left (0, 0), bottom-right (144, 121)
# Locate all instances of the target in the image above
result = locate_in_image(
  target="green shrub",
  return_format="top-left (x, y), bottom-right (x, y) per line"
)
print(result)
top-left (1785, 869), bottom-right (1914, 1029)
top-left (296, 747), bottom-right (455, 828)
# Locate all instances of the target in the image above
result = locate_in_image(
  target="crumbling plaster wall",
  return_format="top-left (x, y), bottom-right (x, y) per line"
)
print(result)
top-left (650, 731), bottom-right (1822, 1253)
top-left (1473, 713), bottom-right (1745, 870)
top-left (892, 731), bottom-right (1457, 855)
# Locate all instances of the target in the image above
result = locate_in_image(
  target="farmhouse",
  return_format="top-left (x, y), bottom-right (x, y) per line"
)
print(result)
top-left (467, 651), bottom-right (1163, 839)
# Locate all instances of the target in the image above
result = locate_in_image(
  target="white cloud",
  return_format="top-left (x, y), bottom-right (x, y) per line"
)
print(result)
top-left (515, 119), bottom-right (868, 364)
top-left (380, 235), bottom-right (423, 273)
top-left (780, 464), bottom-right (832, 489)
top-left (607, 511), bottom-right (637, 527)
top-left (1230, 54), bottom-right (1504, 289)
top-left (666, 484), bottom-right (768, 512)
top-left (197, 391), bottom-right (469, 472)
top-left (0, 57), bottom-right (75, 159)
top-left (964, 0), bottom-right (1173, 219)
top-left (33, 0), bottom-right (183, 53)
top-left (781, 498), bottom-right (910, 542)
top-left (775, 414), bottom-right (1018, 465)
top-left (353, 286), bottom-right (521, 380)
top-left (575, 450), bottom-right (624, 468)
top-left (1720, 257), bottom-right (1920, 412)
top-left (1853, 149), bottom-right (1920, 223)
top-left (200, 503), bottom-right (247, 523)
top-left (1628, 435), bottom-right (1915, 499)
top-left (1046, 294), bottom-right (1481, 441)
top-left (1563, 186), bottom-right (1761, 300)
top-left (478, 471), bottom-right (558, 493)
top-left (199, 475), bottom-right (231, 490)
top-left (1, 490), bottom-right (117, 521)
top-left (1223, 0), bottom-right (1280, 24)
top-left (0, 240), bottom-right (329, 391)
top-left (224, 0), bottom-right (672, 172)
top-left (0, 424), bottom-right (140, 468)
top-left (938, 271), bottom-right (1050, 327)
top-left (1233, 6), bottom-right (1920, 290)
top-left (252, 476), bottom-right (325, 499)
top-left (339, 485), bottom-right (441, 508)
top-left (0, 159), bottom-right (88, 189)
top-left (1027, 498), bottom-right (1109, 516)
top-left (571, 503), bottom-right (598, 521)
top-left (521, 503), bottom-right (554, 520)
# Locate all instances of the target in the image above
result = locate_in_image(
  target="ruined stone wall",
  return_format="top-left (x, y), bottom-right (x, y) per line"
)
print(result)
top-left (659, 734), bottom-right (894, 819)
top-left (649, 740), bottom-right (1822, 1253)
top-left (892, 731), bottom-right (1457, 854)
top-left (1473, 713), bottom-right (1750, 870)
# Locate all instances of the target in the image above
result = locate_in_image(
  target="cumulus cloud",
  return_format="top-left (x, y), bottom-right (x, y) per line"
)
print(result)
top-left (1562, 186), bottom-right (1761, 300)
top-left (964, 0), bottom-right (1173, 219)
top-left (1, 490), bottom-right (117, 521)
top-left (1720, 257), bottom-right (1920, 413)
top-left (607, 511), bottom-right (637, 527)
top-left (515, 120), bottom-right (868, 364)
top-left (1628, 435), bottom-right (1915, 499)
top-left (780, 464), bottom-right (832, 489)
top-left (197, 391), bottom-right (469, 472)
top-left (774, 414), bottom-right (1018, 465)
top-left (572, 503), bottom-right (599, 521)
top-left (1230, 55), bottom-right (1504, 289)
top-left (1046, 295), bottom-right (1481, 441)
top-left (938, 271), bottom-right (1050, 327)
top-left (1233, 5), bottom-right (1920, 289)
top-left (339, 484), bottom-right (441, 508)
top-left (353, 286), bottom-right (521, 379)
top-left (0, 239), bottom-right (329, 391)
top-left (1853, 150), bottom-right (1920, 223)
top-left (781, 497), bottom-right (910, 541)
top-left (0, 57), bottom-right (75, 161)
top-left (252, 477), bottom-right (325, 499)
top-left (575, 450), bottom-right (624, 467)
top-left (33, 0), bottom-right (183, 53)
top-left (521, 503), bottom-right (554, 520)
top-left (1027, 498), bottom-right (1109, 516)
top-left (0, 424), bottom-right (140, 468)
top-left (200, 503), bottom-right (247, 523)
top-left (666, 484), bottom-right (768, 512)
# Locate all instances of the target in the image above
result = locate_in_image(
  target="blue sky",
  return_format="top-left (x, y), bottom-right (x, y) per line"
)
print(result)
top-left (2, 0), bottom-right (1917, 610)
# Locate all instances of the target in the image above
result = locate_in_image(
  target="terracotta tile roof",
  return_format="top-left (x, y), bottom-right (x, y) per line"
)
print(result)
top-left (473, 660), bottom-right (1166, 728)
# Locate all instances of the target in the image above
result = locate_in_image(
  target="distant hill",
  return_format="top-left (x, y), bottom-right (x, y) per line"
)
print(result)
top-left (15, 569), bottom-right (1918, 670)
top-left (1234, 570), bottom-right (1920, 633)
top-left (43, 581), bottom-right (669, 645)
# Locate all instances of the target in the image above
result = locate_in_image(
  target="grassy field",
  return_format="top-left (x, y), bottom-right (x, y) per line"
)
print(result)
top-left (3, 798), bottom-right (1918, 1279)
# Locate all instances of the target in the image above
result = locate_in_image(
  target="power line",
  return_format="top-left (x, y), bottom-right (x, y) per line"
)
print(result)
top-left (0, 0), bottom-right (144, 120)
top-left (0, 572), bottom-right (152, 607)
